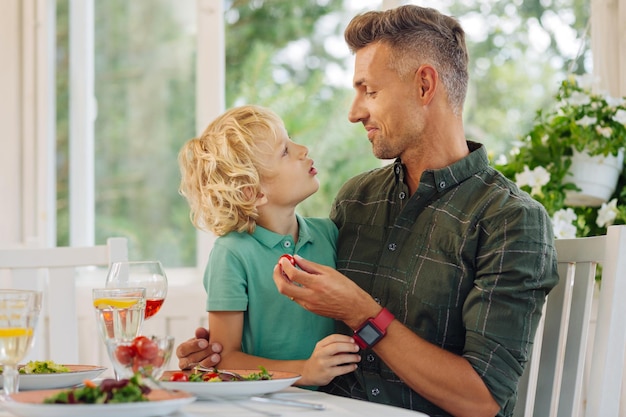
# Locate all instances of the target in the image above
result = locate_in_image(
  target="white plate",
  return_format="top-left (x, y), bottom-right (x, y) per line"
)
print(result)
top-left (160, 369), bottom-right (301, 399)
top-left (0, 365), bottom-right (107, 391)
top-left (0, 388), bottom-right (195, 417)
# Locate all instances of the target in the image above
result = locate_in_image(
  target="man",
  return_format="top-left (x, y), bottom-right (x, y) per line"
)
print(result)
top-left (177, 5), bottom-right (559, 417)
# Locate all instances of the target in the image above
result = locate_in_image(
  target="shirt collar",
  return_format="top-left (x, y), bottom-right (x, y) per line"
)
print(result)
top-left (250, 213), bottom-right (312, 250)
top-left (394, 141), bottom-right (488, 192)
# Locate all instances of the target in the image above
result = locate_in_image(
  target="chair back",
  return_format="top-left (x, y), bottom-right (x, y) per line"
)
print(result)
top-left (514, 225), bottom-right (626, 417)
top-left (0, 237), bottom-right (128, 364)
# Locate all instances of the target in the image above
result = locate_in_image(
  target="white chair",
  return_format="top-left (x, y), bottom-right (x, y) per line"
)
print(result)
top-left (514, 225), bottom-right (626, 417)
top-left (0, 237), bottom-right (128, 364)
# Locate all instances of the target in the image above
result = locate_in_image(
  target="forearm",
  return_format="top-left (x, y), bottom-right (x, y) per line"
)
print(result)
top-left (373, 321), bottom-right (499, 417)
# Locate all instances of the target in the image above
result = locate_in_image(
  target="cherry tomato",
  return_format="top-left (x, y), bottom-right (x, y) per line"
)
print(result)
top-left (132, 357), bottom-right (152, 373)
top-left (115, 345), bottom-right (136, 365)
top-left (279, 254), bottom-right (296, 266)
top-left (151, 355), bottom-right (165, 367)
top-left (170, 372), bottom-right (189, 382)
top-left (133, 336), bottom-right (158, 360)
top-left (278, 254), bottom-right (296, 283)
top-left (202, 372), bottom-right (220, 381)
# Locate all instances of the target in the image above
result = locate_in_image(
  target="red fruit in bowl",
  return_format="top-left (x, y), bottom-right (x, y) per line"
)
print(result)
top-left (132, 357), bottom-right (152, 373)
top-left (134, 336), bottom-right (158, 360)
top-left (115, 345), bottom-right (136, 365)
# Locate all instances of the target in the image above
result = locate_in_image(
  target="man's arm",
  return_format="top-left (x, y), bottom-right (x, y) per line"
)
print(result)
top-left (274, 257), bottom-right (500, 417)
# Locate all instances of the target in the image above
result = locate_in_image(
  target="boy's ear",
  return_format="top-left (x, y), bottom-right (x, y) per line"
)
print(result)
top-left (254, 192), bottom-right (268, 207)
top-left (242, 185), bottom-right (268, 207)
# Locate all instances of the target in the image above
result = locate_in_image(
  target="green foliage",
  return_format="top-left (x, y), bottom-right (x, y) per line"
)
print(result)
top-left (222, 3), bottom-right (378, 218)
top-left (494, 77), bottom-right (626, 237)
top-left (444, 0), bottom-right (591, 156)
top-left (224, 0), bottom-right (346, 104)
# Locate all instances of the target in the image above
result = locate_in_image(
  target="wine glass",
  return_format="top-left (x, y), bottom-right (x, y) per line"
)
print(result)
top-left (0, 289), bottom-right (42, 395)
top-left (105, 261), bottom-right (168, 320)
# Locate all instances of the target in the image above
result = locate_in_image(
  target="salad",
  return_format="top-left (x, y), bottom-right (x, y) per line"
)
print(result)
top-left (168, 366), bottom-right (272, 382)
top-left (0, 360), bottom-right (70, 375)
top-left (44, 373), bottom-right (151, 404)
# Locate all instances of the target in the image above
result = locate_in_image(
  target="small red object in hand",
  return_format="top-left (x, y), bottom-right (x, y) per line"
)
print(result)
top-left (279, 254), bottom-right (296, 282)
top-left (279, 254), bottom-right (296, 266)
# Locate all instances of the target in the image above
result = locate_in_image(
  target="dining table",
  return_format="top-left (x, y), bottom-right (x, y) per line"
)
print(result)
top-left (171, 387), bottom-right (429, 417)
top-left (0, 386), bottom-right (429, 417)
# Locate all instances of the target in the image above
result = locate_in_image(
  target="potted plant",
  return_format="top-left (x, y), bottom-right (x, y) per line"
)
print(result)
top-left (495, 75), bottom-right (626, 238)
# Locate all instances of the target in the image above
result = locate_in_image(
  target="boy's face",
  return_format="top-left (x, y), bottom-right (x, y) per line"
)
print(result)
top-left (258, 126), bottom-right (319, 209)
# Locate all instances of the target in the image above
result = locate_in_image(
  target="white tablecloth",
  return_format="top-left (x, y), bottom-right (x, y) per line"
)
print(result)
top-left (177, 387), bottom-right (429, 416)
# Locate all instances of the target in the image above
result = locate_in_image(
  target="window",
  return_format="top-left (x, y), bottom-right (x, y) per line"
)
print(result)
top-left (54, 0), bottom-right (590, 271)
top-left (56, 0), bottom-right (201, 267)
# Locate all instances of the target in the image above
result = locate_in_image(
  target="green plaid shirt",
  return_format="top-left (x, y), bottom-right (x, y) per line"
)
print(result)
top-left (324, 142), bottom-right (558, 417)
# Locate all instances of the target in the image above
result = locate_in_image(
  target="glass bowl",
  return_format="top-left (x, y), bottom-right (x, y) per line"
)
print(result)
top-left (106, 335), bottom-right (174, 380)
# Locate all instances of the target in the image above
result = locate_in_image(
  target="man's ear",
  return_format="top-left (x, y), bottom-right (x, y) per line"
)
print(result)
top-left (414, 64), bottom-right (438, 105)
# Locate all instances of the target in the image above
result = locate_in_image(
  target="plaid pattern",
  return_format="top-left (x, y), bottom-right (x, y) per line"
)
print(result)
top-left (325, 142), bottom-right (559, 417)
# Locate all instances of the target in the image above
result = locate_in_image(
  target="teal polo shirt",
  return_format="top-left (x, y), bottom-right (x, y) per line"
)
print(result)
top-left (204, 214), bottom-right (337, 360)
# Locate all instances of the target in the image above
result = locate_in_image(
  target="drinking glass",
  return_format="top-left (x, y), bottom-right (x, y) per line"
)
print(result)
top-left (92, 287), bottom-right (146, 343)
top-left (0, 289), bottom-right (42, 395)
top-left (105, 261), bottom-right (168, 320)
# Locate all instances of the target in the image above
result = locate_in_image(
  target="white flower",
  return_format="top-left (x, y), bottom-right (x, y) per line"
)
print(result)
top-left (614, 109), bottom-right (626, 125)
top-left (553, 207), bottom-right (577, 224)
top-left (494, 154), bottom-right (507, 165)
top-left (606, 96), bottom-right (623, 107)
top-left (576, 115), bottom-right (597, 127)
top-left (596, 198), bottom-right (619, 228)
top-left (515, 165), bottom-right (550, 196)
top-left (575, 74), bottom-right (598, 90)
top-left (595, 125), bottom-right (613, 138)
top-left (567, 91), bottom-right (591, 106)
top-left (552, 208), bottom-right (578, 239)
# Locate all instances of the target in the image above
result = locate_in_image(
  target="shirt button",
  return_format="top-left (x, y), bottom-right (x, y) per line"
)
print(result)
top-left (439, 180), bottom-right (446, 188)
top-left (371, 388), bottom-right (380, 396)
top-left (388, 243), bottom-right (396, 251)
top-left (395, 166), bottom-right (400, 175)
top-left (367, 354), bottom-right (376, 362)
top-left (399, 191), bottom-right (406, 199)
top-left (283, 241), bottom-right (291, 248)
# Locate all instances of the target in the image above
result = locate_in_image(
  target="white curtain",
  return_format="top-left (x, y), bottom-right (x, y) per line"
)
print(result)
top-left (591, 0), bottom-right (626, 97)
top-left (592, 2), bottom-right (626, 415)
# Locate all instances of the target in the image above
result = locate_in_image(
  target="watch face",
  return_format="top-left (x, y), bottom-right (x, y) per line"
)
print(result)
top-left (358, 323), bottom-right (384, 345)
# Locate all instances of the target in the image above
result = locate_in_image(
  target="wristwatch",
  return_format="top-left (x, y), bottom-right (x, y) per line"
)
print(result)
top-left (353, 307), bottom-right (394, 349)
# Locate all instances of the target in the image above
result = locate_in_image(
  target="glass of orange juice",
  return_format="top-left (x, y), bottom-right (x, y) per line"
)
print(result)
top-left (92, 287), bottom-right (146, 343)
top-left (0, 289), bottom-right (42, 395)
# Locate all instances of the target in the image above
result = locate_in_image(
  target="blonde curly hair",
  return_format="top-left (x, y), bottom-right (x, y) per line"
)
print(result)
top-left (178, 105), bottom-right (285, 236)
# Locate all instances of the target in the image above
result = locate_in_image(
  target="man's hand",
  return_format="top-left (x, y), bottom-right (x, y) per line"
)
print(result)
top-left (176, 327), bottom-right (223, 370)
top-left (274, 255), bottom-right (380, 329)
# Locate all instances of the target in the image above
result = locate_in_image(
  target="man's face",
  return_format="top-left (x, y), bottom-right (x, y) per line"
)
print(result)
top-left (348, 42), bottom-right (424, 160)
